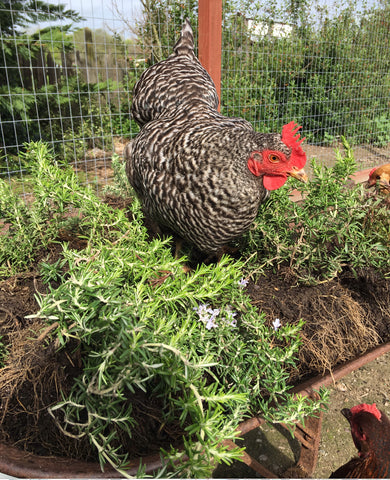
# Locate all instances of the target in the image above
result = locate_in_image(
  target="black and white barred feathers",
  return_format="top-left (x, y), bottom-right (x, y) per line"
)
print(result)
top-left (131, 19), bottom-right (219, 127)
top-left (125, 19), bottom-right (307, 255)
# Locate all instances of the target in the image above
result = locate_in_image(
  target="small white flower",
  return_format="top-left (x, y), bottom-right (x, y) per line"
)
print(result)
top-left (207, 307), bottom-right (220, 319)
top-left (194, 303), bottom-right (209, 314)
top-left (194, 303), bottom-right (210, 321)
top-left (272, 318), bottom-right (282, 331)
top-left (238, 278), bottom-right (249, 288)
top-left (194, 304), bottom-right (220, 329)
top-left (194, 304), bottom-right (238, 330)
top-left (230, 318), bottom-right (237, 327)
top-left (226, 310), bottom-right (237, 319)
top-left (226, 308), bottom-right (237, 323)
top-left (205, 317), bottom-right (218, 330)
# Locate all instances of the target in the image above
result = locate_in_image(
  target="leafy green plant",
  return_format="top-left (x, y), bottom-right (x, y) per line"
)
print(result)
top-left (103, 153), bottom-right (133, 198)
top-left (0, 169), bottom-right (43, 277)
top-left (244, 138), bottom-right (390, 283)
top-left (3, 141), bottom-right (325, 477)
top-left (0, 141), bottom-right (127, 277)
top-left (371, 115), bottom-right (390, 147)
top-left (36, 240), bottom-right (325, 477)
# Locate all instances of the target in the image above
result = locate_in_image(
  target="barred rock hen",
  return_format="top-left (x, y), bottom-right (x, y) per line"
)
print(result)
top-left (330, 403), bottom-right (390, 478)
top-left (125, 19), bottom-right (307, 256)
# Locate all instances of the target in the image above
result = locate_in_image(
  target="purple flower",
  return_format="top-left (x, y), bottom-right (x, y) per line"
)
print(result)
top-left (194, 304), bottom-right (219, 329)
top-left (225, 306), bottom-right (237, 326)
top-left (194, 303), bottom-right (209, 319)
top-left (238, 278), bottom-right (249, 288)
top-left (194, 303), bottom-right (240, 330)
top-left (194, 303), bottom-right (209, 313)
top-left (205, 317), bottom-right (218, 330)
top-left (208, 307), bottom-right (220, 319)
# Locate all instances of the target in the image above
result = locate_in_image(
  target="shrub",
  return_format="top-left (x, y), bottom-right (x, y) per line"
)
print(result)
top-left (0, 142), bottom-right (325, 477)
top-left (244, 138), bottom-right (390, 283)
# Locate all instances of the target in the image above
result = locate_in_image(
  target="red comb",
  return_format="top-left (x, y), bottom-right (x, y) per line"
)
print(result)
top-left (281, 121), bottom-right (306, 170)
top-left (350, 403), bottom-right (382, 421)
top-left (368, 167), bottom-right (377, 177)
top-left (282, 121), bottom-right (305, 148)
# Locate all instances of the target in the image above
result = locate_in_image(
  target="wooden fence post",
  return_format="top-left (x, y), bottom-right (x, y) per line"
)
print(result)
top-left (198, 0), bottom-right (222, 110)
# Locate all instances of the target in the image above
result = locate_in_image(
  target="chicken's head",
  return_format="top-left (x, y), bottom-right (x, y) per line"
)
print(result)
top-left (247, 121), bottom-right (308, 190)
top-left (342, 403), bottom-right (382, 457)
top-left (366, 163), bottom-right (390, 194)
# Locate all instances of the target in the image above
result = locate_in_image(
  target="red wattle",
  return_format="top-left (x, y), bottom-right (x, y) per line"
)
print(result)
top-left (263, 174), bottom-right (287, 190)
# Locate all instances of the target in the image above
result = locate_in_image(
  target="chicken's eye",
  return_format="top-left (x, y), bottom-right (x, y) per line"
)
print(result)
top-left (268, 153), bottom-right (281, 163)
top-left (376, 175), bottom-right (381, 180)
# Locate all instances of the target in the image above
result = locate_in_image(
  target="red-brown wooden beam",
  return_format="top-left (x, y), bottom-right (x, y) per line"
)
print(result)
top-left (198, 0), bottom-right (222, 110)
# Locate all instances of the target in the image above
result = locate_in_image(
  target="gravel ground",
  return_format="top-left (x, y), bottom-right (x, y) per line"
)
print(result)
top-left (213, 349), bottom-right (390, 479)
top-left (314, 350), bottom-right (390, 478)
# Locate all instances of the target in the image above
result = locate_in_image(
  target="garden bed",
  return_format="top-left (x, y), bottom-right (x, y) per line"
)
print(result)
top-left (0, 141), bottom-right (388, 477)
top-left (0, 259), bottom-right (389, 478)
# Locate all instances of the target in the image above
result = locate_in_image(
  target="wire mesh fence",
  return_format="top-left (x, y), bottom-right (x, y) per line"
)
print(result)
top-left (0, 0), bottom-right (389, 196)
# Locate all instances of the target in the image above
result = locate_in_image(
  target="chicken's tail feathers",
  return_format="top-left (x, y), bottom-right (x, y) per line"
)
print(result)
top-left (173, 18), bottom-right (195, 57)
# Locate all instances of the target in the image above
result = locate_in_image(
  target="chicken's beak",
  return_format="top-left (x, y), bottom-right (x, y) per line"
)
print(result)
top-left (288, 167), bottom-right (308, 183)
top-left (341, 408), bottom-right (352, 422)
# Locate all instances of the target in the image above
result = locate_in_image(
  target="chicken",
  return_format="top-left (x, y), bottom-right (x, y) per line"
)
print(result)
top-left (366, 163), bottom-right (390, 196)
top-left (330, 403), bottom-right (390, 478)
top-left (126, 19), bottom-right (307, 257)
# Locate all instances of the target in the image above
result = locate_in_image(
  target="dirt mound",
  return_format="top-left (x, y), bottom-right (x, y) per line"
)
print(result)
top-left (247, 267), bottom-right (390, 381)
top-left (0, 268), bottom-right (95, 460)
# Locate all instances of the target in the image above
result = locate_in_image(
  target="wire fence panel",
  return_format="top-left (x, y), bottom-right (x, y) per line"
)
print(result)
top-left (220, 1), bottom-right (390, 169)
top-left (0, 0), bottom-right (145, 195)
top-left (0, 0), bottom-right (389, 196)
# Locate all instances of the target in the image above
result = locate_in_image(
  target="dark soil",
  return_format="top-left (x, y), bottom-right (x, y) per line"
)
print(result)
top-left (0, 196), bottom-right (389, 469)
top-left (248, 267), bottom-right (390, 381)
top-left (0, 242), bottom-right (96, 461)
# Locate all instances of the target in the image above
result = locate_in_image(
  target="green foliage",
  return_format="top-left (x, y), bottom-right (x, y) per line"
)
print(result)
top-left (0, 141), bottom-right (123, 277)
top-left (219, 1), bottom-right (390, 142)
top-left (2, 0), bottom-right (390, 174)
top-left (0, 1), bottom-right (82, 36)
top-left (371, 115), bottom-right (390, 147)
top-left (103, 153), bottom-right (133, 198)
top-left (3, 141), bottom-right (325, 476)
top-left (11, 75), bottom-right (138, 164)
top-left (244, 139), bottom-right (390, 284)
top-left (133, 0), bottom-right (199, 62)
top-left (0, 177), bottom-right (37, 276)
top-left (129, 0), bottom-right (390, 145)
top-left (0, 3), bottom-right (83, 150)
top-left (0, 11), bottom-right (139, 168)
top-left (0, 335), bottom-right (9, 368)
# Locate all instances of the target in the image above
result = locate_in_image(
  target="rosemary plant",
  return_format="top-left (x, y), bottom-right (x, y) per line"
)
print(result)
top-left (245, 138), bottom-right (390, 283)
top-left (3, 142), bottom-right (327, 477)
